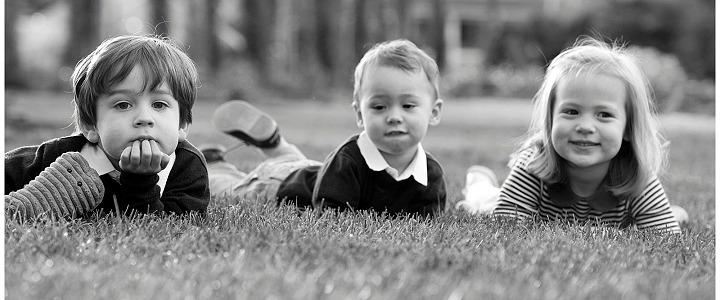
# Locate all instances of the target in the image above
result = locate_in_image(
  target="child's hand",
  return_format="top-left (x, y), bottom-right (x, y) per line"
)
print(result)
top-left (119, 139), bottom-right (170, 175)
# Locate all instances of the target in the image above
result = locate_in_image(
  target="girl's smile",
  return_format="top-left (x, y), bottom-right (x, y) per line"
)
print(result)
top-left (551, 71), bottom-right (627, 173)
top-left (570, 140), bottom-right (600, 147)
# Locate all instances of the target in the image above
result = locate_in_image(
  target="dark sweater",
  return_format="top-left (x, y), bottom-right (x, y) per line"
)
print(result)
top-left (5, 134), bottom-right (210, 216)
top-left (277, 134), bottom-right (446, 217)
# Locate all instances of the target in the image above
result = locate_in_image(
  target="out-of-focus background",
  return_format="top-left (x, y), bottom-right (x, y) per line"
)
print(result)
top-left (5, 0), bottom-right (715, 113)
top-left (4, 2), bottom-right (716, 299)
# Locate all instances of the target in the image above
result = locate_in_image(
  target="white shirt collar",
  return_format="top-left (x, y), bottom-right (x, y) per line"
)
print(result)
top-left (80, 142), bottom-right (176, 195)
top-left (357, 131), bottom-right (428, 186)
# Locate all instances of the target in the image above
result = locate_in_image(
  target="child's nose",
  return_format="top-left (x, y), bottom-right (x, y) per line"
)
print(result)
top-left (575, 119), bottom-right (595, 134)
top-left (134, 108), bottom-right (155, 127)
top-left (387, 108), bottom-right (403, 124)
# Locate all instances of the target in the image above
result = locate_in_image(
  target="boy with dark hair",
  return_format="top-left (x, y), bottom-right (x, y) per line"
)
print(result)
top-left (5, 35), bottom-right (210, 219)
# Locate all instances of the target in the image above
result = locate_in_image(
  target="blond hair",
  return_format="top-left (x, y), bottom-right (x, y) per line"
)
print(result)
top-left (514, 36), bottom-right (667, 199)
top-left (352, 39), bottom-right (440, 104)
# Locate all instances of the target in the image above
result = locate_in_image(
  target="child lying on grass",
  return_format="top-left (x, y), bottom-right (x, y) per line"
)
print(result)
top-left (456, 37), bottom-right (684, 233)
top-left (5, 35), bottom-right (210, 220)
top-left (203, 39), bottom-right (446, 217)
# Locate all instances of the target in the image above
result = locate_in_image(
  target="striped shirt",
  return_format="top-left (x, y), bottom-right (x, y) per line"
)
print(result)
top-left (494, 147), bottom-right (681, 233)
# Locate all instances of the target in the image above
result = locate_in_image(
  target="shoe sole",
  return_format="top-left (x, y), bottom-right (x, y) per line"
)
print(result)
top-left (212, 100), bottom-right (278, 144)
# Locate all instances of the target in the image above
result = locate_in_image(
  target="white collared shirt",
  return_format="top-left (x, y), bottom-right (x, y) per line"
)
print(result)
top-left (80, 143), bottom-right (176, 195)
top-left (356, 131), bottom-right (428, 186)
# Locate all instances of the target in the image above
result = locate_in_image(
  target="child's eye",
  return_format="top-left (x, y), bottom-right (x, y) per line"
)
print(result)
top-left (598, 112), bottom-right (613, 118)
top-left (371, 104), bottom-right (386, 111)
top-left (114, 102), bottom-right (131, 110)
top-left (561, 109), bottom-right (578, 115)
top-left (152, 101), bottom-right (169, 109)
top-left (403, 103), bottom-right (417, 109)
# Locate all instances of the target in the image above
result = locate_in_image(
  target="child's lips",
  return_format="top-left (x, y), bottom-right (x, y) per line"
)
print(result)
top-left (135, 135), bottom-right (155, 142)
top-left (385, 130), bottom-right (407, 136)
top-left (570, 140), bottom-right (599, 147)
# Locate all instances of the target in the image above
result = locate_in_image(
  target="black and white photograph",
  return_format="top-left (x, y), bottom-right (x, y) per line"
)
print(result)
top-left (4, 0), bottom-right (715, 299)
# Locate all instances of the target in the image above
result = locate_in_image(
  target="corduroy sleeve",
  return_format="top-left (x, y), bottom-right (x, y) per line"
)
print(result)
top-left (5, 152), bottom-right (104, 220)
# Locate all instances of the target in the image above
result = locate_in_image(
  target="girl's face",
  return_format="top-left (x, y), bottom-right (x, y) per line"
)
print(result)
top-left (82, 65), bottom-right (188, 166)
top-left (551, 71), bottom-right (628, 175)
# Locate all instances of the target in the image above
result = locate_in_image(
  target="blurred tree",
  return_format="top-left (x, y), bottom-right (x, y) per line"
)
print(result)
top-left (432, 0), bottom-right (446, 70)
top-left (295, 0), bottom-right (323, 90)
top-left (6, 0), bottom-right (61, 88)
top-left (149, 0), bottom-right (169, 36)
top-left (316, 0), bottom-right (342, 87)
top-left (354, 0), bottom-right (369, 63)
top-left (673, 0), bottom-right (714, 78)
top-left (206, 0), bottom-right (221, 73)
top-left (183, 0), bottom-right (221, 77)
top-left (242, 0), bottom-right (277, 79)
top-left (589, 1), bottom-right (677, 53)
top-left (63, 0), bottom-right (100, 71)
top-left (588, 0), bottom-right (714, 79)
top-left (396, 0), bottom-right (410, 37)
top-left (528, 14), bottom-right (589, 65)
top-left (5, 0), bottom-right (25, 88)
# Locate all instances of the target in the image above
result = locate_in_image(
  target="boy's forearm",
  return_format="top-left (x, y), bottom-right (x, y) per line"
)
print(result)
top-left (111, 171), bottom-right (209, 215)
top-left (158, 175), bottom-right (210, 215)
top-left (115, 172), bottom-right (164, 214)
top-left (5, 152), bottom-right (104, 220)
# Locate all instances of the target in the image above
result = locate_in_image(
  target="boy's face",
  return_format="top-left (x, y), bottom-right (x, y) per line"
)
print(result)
top-left (354, 65), bottom-right (442, 159)
top-left (82, 65), bottom-right (188, 164)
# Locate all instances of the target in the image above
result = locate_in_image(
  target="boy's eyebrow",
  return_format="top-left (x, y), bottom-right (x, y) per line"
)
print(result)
top-left (106, 88), bottom-right (173, 96)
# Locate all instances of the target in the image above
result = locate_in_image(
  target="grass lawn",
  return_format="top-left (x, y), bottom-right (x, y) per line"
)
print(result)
top-left (4, 90), bottom-right (715, 299)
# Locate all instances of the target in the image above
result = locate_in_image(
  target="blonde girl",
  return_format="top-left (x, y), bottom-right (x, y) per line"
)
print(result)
top-left (462, 37), bottom-right (683, 232)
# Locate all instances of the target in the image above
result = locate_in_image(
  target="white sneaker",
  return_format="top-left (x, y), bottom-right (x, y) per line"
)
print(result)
top-left (457, 165), bottom-right (501, 215)
top-left (670, 205), bottom-right (689, 225)
top-left (465, 165), bottom-right (499, 189)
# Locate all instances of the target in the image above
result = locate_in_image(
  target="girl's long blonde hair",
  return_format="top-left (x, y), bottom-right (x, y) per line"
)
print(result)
top-left (513, 36), bottom-right (668, 199)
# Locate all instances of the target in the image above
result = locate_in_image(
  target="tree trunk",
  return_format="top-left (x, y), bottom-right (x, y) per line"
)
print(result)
top-left (206, 0), bottom-right (221, 75)
top-left (354, 0), bottom-right (368, 63)
top-left (149, 0), bottom-right (169, 36)
top-left (242, 0), bottom-right (276, 76)
top-left (479, 0), bottom-right (500, 68)
top-left (315, 0), bottom-right (333, 70)
top-left (5, 0), bottom-right (24, 88)
top-left (63, 0), bottom-right (101, 70)
top-left (432, 0), bottom-right (446, 71)
top-left (396, 0), bottom-right (410, 38)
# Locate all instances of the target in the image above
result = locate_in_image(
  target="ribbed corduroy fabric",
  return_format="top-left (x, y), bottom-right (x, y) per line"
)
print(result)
top-left (5, 152), bottom-right (104, 219)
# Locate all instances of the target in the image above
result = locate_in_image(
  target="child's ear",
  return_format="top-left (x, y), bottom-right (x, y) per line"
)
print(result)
top-left (352, 101), bottom-right (364, 128)
top-left (178, 123), bottom-right (189, 142)
top-left (80, 123), bottom-right (99, 143)
top-left (429, 98), bottom-right (443, 126)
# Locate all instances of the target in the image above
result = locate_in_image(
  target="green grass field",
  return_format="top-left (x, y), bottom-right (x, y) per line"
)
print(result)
top-left (4, 91), bottom-right (715, 299)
